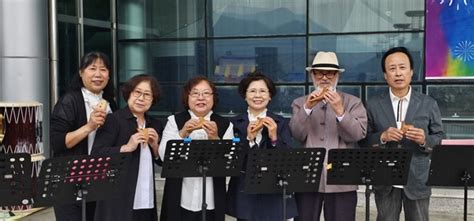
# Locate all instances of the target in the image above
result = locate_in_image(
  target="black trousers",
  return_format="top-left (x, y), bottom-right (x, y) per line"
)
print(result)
top-left (132, 208), bottom-right (155, 221)
top-left (180, 207), bottom-right (215, 221)
top-left (54, 201), bottom-right (96, 221)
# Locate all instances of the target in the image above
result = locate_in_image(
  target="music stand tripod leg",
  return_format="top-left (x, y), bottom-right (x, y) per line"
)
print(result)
top-left (198, 164), bottom-right (209, 221)
top-left (462, 171), bottom-right (471, 221)
top-left (278, 175), bottom-right (288, 221)
top-left (77, 186), bottom-right (88, 221)
top-left (362, 177), bottom-right (371, 221)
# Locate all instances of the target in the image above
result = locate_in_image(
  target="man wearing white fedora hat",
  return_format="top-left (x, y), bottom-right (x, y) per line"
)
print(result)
top-left (289, 51), bottom-right (367, 221)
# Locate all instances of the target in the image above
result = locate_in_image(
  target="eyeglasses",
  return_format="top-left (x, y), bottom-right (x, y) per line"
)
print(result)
top-left (313, 70), bottom-right (338, 79)
top-left (189, 90), bottom-right (213, 98)
top-left (132, 90), bottom-right (153, 101)
top-left (247, 89), bottom-right (269, 96)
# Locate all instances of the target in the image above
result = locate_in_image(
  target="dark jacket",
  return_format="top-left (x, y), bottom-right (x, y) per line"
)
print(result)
top-left (160, 111), bottom-right (230, 221)
top-left (91, 107), bottom-right (163, 221)
top-left (50, 89), bottom-right (117, 157)
top-left (226, 112), bottom-right (298, 220)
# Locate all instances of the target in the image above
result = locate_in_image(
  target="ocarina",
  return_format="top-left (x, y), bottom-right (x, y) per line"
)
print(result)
top-left (401, 122), bottom-right (414, 135)
top-left (188, 117), bottom-right (205, 132)
top-left (250, 117), bottom-right (265, 133)
top-left (139, 128), bottom-right (149, 141)
top-left (96, 99), bottom-right (108, 111)
top-left (309, 87), bottom-right (329, 102)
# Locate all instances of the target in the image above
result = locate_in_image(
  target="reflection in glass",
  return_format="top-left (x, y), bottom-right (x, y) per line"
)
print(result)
top-left (309, 0), bottom-right (424, 33)
top-left (442, 122), bottom-right (474, 139)
top-left (118, 42), bottom-right (147, 82)
top-left (309, 33), bottom-right (423, 82)
top-left (267, 86), bottom-right (305, 117)
top-left (58, 22), bottom-right (78, 97)
top-left (117, 0), bottom-right (204, 39)
top-left (214, 86), bottom-right (247, 116)
top-left (118, 41), bottom-right (206, 83)
top-left (148, 85), bottom-right (184, 116)
top-left (209, 38), bottom-right (306, 83)
top-left (366, 85), bottom-right (422, 101)
top-left (84, 0), bottom-right (110, 21)
top-left (84, 26), bottom-right (112, 58)
top-left (210, 0), bottom-right (305, 37)
top-left (427, 85), bottom-right (474, 118)
top-left (57, 0), bottom-right (76, 16)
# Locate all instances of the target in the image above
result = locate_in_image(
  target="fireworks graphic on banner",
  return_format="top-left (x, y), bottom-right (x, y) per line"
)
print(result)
top-left (453, 40), bottom-right (474, 62)
top-left (439, 0), bottom-right (468, 10)
top-left (425, 0), bottom-right (474, 79)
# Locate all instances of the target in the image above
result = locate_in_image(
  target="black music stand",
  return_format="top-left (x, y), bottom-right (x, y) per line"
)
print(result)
top-left (327, 148), bottom-right (412, 221)
top-left (427, 145), bottom-right (474, 221)
top-left (34, 154), bottom-right (131, 221)
top-left (161, 138), bottom-right (245, 221)
top-left (0, 153), bottom-right (33, 217)
top-left (244, 148), bottom-right (326, 221)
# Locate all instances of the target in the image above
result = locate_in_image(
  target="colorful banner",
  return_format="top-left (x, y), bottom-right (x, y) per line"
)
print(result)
top-left (425, 0), bottom-right (474, 79)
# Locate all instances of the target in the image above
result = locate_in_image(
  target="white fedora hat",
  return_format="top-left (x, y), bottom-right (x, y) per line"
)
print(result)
top-left (305, 51), bottom-right (345, 72)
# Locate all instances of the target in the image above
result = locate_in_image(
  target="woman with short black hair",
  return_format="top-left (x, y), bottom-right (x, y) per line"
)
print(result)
top-left (92, 74), bottom-right (163, 221)
top-left (159, 75), bottom-right (234, 221)
top-left (226, 71), bottom-right (298, 221)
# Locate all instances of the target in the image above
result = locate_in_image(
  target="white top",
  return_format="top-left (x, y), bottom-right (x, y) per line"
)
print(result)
top-left (133, 121), bottom-right (155, 209)
top-left (389, 87), bottom-right (412, 128)
top-left (81, 87), bottom-right (111, 154)
top-left (159, 110), bottom-right (234, 212)
top-left (389, 87), bottom-right (411, 189)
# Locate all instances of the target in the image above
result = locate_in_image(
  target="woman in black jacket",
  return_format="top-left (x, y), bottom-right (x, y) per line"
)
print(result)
top-left (91, 74), bottom-right (163, 221)
top-left (50, 51), bottom-right (117, 221)
top-left (226, 72), bottom-right (298, 221)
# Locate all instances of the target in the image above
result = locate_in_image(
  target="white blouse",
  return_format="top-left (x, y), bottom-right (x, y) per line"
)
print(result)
top-left (158, 110), bottom-right (234, 212)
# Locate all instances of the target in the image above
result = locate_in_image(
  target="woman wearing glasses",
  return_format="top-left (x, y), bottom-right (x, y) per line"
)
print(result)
top-left (91, 74), bottom-right (163, 221)
top-left (225, 71), bottom-right (298, 221)
top-left (158, 75), bottom-right (234, 221)
top-left (50, 51), bottom-right (117, 221)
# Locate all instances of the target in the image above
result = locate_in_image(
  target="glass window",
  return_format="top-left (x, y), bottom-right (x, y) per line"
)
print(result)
top-left (214, 86), bottom-right (247, 116)
top-left (57, 0), bottom-right (76, 16)
top-left (155, 0), bottom-right (204, 38)
top-left (149, 85), bottom-right (184, 116)
top-left (117, 0), bottom-right (204, 39)
top-left (309, 0), bottom-right (424, 33)
top-left (58, 22), bottom-right (78, 96)
top-left (427, 85), bottom-right (474, 118)
top-left (84, 25), bottom-right (112, 58)
top-left (267, 86), bottom-right (305, 117)
top-left (309, 33), bottom-right (424, 83)
top-left (443, 121), bottom-right (474, 139)
top-left (210, 0), bottom-right (306, 37)
top-left (83, 0), bottom-right (110, 21)
top-left (366, 85), bottom-right (422, 101)
top-left (209, 37), bottom-right (306, 83)
top-left (118, 40), bottom-right (206, 83)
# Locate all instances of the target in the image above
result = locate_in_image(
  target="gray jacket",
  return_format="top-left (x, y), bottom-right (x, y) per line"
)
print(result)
top-left (364, 89), bottom-right (444, 200)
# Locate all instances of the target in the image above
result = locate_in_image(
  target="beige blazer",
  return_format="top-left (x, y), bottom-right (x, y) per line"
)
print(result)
top-left (289, 91), bottom-right (367, 193)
